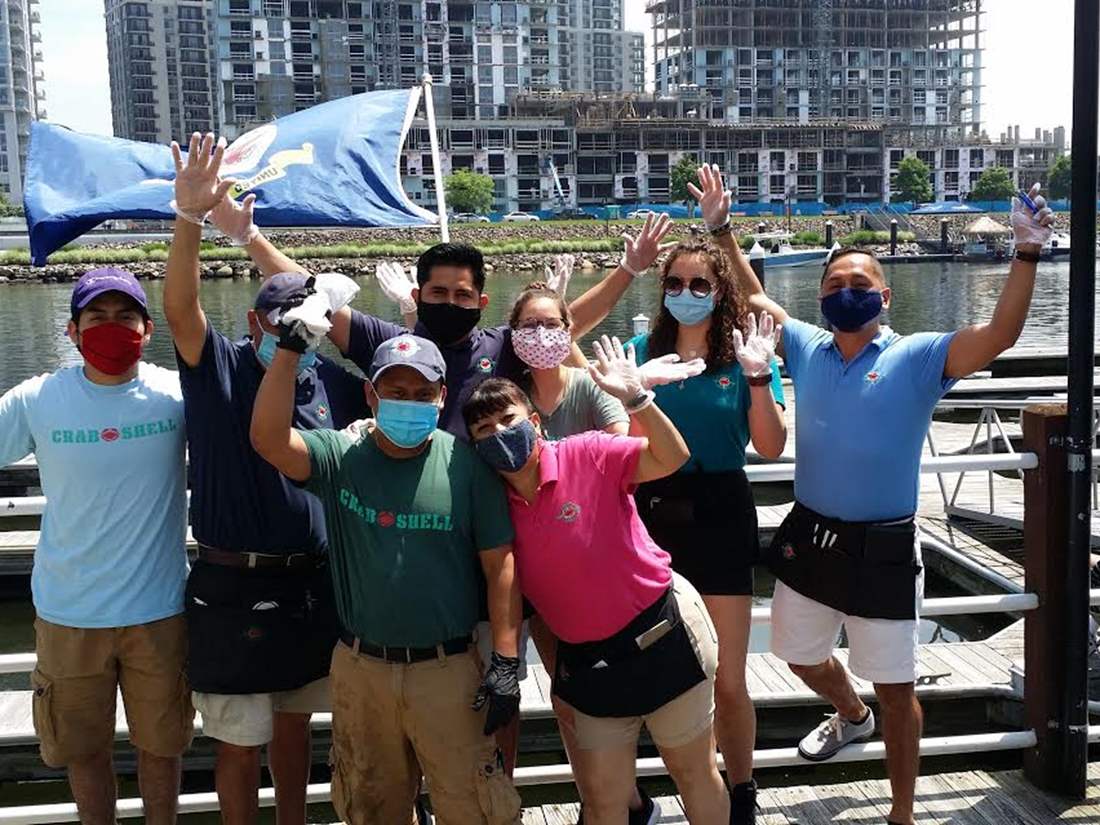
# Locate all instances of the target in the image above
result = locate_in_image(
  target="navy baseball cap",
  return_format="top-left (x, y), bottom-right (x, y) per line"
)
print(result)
top-left (369, 335), bottom-right (447, 385)
top-left (70, 268), bottom-right (149, 319)
top-left (254, 272), bottom-right (312, 317)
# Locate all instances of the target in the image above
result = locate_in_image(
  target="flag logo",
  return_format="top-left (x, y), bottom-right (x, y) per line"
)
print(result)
top-left (222, 124), bottom-right (278, 174)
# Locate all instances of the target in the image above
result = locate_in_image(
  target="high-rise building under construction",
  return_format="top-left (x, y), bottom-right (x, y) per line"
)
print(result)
top-left (650, 0), bottom-right (981, 136)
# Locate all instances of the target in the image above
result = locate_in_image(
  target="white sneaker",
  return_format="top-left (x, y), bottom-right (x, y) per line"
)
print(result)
top-left (797, 709), bottom-right (875, 762)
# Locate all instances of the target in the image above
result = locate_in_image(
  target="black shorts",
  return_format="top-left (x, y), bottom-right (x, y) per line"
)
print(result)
top-left (636, 469), bottom-right (759, 597)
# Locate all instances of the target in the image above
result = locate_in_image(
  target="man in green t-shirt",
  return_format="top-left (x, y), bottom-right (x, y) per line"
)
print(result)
top-left (251, 328), bottom-right (522, 825)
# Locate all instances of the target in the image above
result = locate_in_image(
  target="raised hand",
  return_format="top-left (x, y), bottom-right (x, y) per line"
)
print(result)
top-left (209, 192), bottom-right (258, 246)
top-left (1010, 183), bottom-right (1055, 250)
top-left (621, 212), bottom-right (676, 277)
top-left (170, 132), bottom-right (236, 223)
top-left (638, 352), bottom-right (707, 390)
top-left (687, 163), bottom-right (732, 229)
top-left (731, 311), bottom-right (781, 378)
top-left (544, 253), bottom-right (575, 297)
top-left (587, 335), bottom-right (646, 403)
top-left (375, 261), bottom-right (418, 314)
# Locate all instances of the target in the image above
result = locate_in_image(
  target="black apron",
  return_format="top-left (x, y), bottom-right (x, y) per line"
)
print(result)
top-left (185, 559), bottom-right (342, 694)
top-left (552, 587), bottom-right (706, 718)
top-left (762, 502), bottom-right (921, 621)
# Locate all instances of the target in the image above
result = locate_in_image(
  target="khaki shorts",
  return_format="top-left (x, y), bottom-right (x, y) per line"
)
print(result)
top-left (558, 573), bottom-right (719, 751)
top-left (329, 641), bottom-right (521, 825)
top-left (194, 676), bottom-right (332, 747)
top-left (32, 614), bottom-right (194, 768)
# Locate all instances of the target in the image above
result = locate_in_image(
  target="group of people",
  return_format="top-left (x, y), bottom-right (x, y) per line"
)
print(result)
top-left (0, 132), bottom-right (1054, 825)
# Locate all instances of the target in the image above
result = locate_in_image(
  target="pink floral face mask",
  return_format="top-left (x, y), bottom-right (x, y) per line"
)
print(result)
top-left (512, 326), bottom-right (572, 370)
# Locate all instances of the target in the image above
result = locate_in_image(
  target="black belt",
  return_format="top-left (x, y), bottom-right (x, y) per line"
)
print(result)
top-left (340, 631), bottom-right (471, 664)
top-left (196, 545), bottom-right (318, 569)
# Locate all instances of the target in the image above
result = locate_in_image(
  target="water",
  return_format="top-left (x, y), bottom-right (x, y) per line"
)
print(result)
top-left (0, 259), bottom-right (1087, 389)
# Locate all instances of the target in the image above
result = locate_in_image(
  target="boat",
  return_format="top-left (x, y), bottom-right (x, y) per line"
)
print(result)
top-left (749, 232), bottom-right (832, 268)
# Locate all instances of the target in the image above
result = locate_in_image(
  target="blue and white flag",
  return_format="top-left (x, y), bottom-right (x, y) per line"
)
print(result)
top-left (24, 88), bottom-right (437, 265)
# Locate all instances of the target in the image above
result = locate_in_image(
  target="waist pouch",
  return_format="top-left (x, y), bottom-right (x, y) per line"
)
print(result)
top-left (185, 559), bottom-right (342, 694)
top-left (552, 587), bottom-right (706, 718)
top-left (636, 469), bottom-right (759, 558)
top-left (762, 502), bottom-right (921, 621)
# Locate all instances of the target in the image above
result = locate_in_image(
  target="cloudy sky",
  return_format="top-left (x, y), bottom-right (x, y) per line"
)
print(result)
top-left (42, 0), bottom-right (1077, 142)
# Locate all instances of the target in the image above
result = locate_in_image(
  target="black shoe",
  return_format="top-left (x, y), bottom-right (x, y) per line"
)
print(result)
top-left (415, 795), bottom-right (432, 825)
top-left (730, 778), bottom-right (758, 825)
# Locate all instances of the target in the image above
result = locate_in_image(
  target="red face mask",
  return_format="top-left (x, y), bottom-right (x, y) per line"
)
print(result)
top-left (79, 322), bottom-right (144, 376)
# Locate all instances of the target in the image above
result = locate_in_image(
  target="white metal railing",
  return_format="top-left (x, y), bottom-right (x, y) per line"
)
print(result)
top-left (0, 731), bottom-right (1050, 824)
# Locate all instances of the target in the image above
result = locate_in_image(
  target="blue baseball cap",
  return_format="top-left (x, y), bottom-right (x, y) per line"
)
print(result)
top-left (369, 334), bottom-right (447, 385)
top-left (70, 267), bottom-right (149, 319)
top-left (254, 272), bottom-right (312, 317)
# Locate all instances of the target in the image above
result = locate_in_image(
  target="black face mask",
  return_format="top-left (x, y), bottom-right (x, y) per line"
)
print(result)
top-left (417, 300), bottom-right (482, 345)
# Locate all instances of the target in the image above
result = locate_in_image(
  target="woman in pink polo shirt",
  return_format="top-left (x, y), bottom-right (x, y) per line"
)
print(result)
top-left (463, 337), bottom-right (729, 825)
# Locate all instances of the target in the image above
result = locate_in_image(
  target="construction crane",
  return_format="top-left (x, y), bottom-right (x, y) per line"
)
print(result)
top-left (545, 156), bottom-right (567, 206)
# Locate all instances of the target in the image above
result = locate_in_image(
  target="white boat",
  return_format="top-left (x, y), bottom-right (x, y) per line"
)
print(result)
top-left (750, 232), bottom-right (832, 268)
top-left (1048, 232), bottom-right (1071, 258)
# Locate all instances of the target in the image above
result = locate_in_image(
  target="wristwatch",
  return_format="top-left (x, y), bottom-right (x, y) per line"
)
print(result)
top-left (746, 373), bottom-right (772, 387)
top-left (1014, 248), bottom-right (1041, 264)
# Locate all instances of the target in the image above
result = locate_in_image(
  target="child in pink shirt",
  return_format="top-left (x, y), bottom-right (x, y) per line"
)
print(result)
top-left (463, 337), bottom-right (729, 824)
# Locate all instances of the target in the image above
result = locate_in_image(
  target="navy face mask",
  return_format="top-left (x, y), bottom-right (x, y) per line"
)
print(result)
top-left (820, 288), bottom-right (884, 333)
top-left (475, 419), bottom-right (538, 473)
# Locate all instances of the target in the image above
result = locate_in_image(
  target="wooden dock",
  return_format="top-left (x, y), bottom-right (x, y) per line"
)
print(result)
top-left (522, 761), bottom-right (1100, 824)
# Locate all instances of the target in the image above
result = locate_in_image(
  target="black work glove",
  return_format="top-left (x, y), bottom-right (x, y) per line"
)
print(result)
top-left (274, 277), bottom-right (316, 354)
top-left (472, 651), bottom-right (521, 736)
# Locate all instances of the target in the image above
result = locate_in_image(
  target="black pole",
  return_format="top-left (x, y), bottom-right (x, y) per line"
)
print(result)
top-left (1060, 0), bottom-right (1098, 798)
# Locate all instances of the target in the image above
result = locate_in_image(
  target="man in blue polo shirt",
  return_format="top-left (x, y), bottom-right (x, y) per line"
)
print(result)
top-left (164, 132), bottom-right (368, 825)
top-left (690, 166), bottom-right (1054, 825)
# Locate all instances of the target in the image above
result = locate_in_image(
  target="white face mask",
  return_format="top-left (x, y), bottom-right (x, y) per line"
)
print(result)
top-left (512, 326), bottom-right (572, 370)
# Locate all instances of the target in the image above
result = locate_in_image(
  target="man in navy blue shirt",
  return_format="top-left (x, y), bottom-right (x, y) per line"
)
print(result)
top-left (164, 133), bottom-right (368, 825)
top-left (691, 165), bottom-right (1054, 825)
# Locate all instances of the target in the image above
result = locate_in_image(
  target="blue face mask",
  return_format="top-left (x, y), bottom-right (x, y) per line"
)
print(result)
top-left (475, 419), bottom-right (538, 473)
top-left (663, 292), bottom-right (715, 326)
top-left (375, 398), bottom-right (440, 448)
top-left (820, 288), bottom-right (884, 333)
top-left (256, 332), bottom-right (317, 374)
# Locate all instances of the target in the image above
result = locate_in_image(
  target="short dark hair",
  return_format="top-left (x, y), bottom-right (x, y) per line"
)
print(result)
top-left (463, 377), bottom-right (532, 433)
top-left (416, 242), bottom-right (486, 292)
top-left (821, 246), bottom-right (886, 285)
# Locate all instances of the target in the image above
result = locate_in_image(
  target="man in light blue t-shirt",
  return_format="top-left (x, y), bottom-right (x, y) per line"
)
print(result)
top-left (0, 268), bottom-right (191, 823)
top-left (691, 165), bottom-right (1055, 825)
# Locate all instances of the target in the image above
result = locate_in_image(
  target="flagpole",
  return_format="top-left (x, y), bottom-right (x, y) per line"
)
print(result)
top-left (421, 73), bottom-right (449, 243)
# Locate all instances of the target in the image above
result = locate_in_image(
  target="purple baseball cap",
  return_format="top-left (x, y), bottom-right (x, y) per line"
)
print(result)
top-left (254, 272), bottom-right (312, 318)
top-left (70, 267), bottom-right (149, 319)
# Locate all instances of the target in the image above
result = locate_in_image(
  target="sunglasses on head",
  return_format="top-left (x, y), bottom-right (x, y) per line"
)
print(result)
top-left (662, 276), bottom-right (714, 299)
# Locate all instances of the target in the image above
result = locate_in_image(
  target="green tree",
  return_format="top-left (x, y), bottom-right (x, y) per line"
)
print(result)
top-left (891, 156), bottom-right (933, 204)
top-left (969, 167), bottom-right (1016, 202)
top-left (0, 190), bottom-right (23, 218)
top-left (670, 154), bottom-right (701, 216)
top-left (444, 169), bottom-right (495, 214)
top-left (1048, 154), bottom-right (1071, 201)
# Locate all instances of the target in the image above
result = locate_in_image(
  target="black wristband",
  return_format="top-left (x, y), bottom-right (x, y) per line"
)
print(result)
top-left (708, 220), bottom-right (733, 238)
top-left (747, 373), bottom-right (772, 387)
top-left (1014, 249), bottom-right (1041, 264)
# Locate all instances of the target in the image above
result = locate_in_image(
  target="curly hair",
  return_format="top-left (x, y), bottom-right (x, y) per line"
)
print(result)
top-left (646, 238), bottom-right (749, 371)
top-left (507, 281), bottom-right (572, 330)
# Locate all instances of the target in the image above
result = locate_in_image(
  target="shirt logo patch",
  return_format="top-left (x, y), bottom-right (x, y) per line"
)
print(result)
top-left (782, 543), bottom-right (796, 560)
top-left (317, 404), bottom-right (329, 420)
top-left (477, 357), bottom-right (495, 373)
top-left (865, 371), bottom-right (881, 384)
top-left (717, 376), bottom-right (732, 389)
top-left (338, 490), bottom-right (454, 532)
top-left (557, 502), bottom-right (581, 523)
top-left (101, 427), bottom-right (120, 442)
top-left (377, 511), bottom-right (396, 528)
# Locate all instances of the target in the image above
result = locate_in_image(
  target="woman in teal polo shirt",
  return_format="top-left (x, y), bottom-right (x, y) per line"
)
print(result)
top-left (629, 237), bottom-right (786, 823)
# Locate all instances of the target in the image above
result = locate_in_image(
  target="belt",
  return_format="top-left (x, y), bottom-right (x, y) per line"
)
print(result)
top-left (339, 631), bottom-right (471, 664)
top-left (196, 546), bottom-right (318, 570)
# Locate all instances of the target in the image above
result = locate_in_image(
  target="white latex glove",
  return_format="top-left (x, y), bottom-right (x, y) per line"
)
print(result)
top-left (170, 133), bottom-right (235, 223)
top-left (1010, 183), bottom-right (1055, 248)
top-left (731, 311), bottom-right (781, 379)
top-left (280, 292), bottom-right (332, 351)
top-left (587, 335), bottom-right (646, 404)
top-left (621, 212), bottom-right (676, 277)
top-left (638, 352), bottom-right (707, 390)
top-left (375, 261), bottom-right (417, 314)
top-left (686, 163), bottom-right (733, 230)
top-left (544, 253), bottom-right (575, 297)
top-left (311, 271), bottom-right (360, 314)
top-left (209, 193), bottom-right (259, 246)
